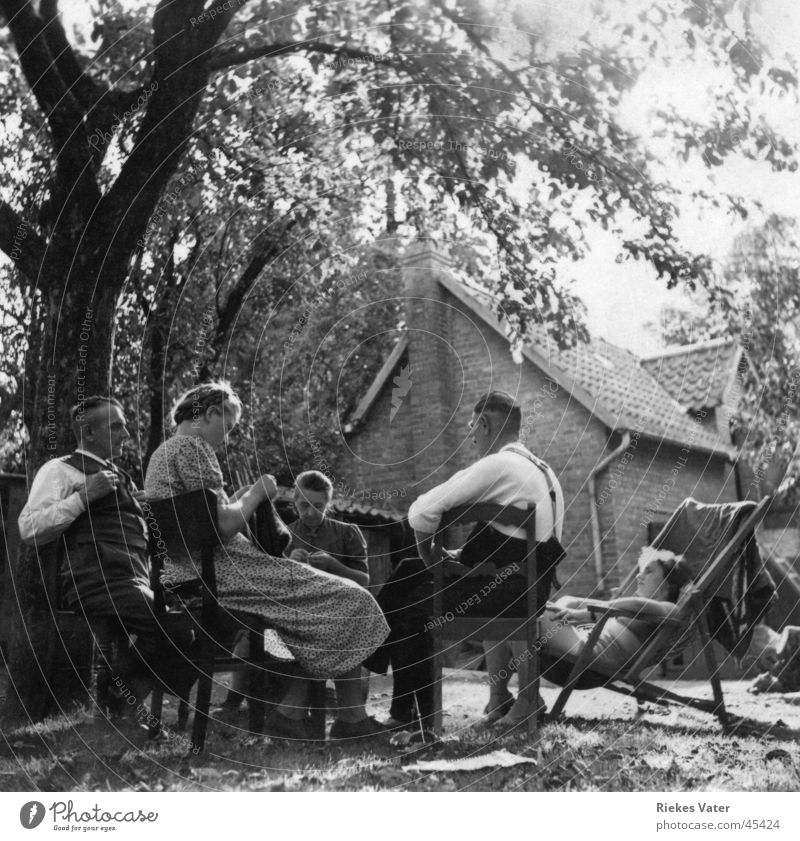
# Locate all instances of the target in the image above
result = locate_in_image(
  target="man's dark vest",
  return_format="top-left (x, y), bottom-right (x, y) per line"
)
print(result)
top-left (60, 452), bottom-right (150, 609)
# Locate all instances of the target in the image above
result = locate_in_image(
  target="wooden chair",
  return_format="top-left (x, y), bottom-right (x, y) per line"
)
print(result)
top-left (546, 496), bottom-right (772, 727)
top-left (432, 503), bottom-right (540, 739)
top-left (145, 489), bottom-right (325, 753)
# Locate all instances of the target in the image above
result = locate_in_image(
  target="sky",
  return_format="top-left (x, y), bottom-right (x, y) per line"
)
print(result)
top-left (532, 0), bottom-right (800, 355)
top-left (25, 1), bottom-right (800, 358)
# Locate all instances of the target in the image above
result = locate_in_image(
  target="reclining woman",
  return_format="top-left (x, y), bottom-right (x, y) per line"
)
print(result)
top-left (144, 381), bottom-right (389, 740)
top-left (540, 548), bottom-right (692, 677)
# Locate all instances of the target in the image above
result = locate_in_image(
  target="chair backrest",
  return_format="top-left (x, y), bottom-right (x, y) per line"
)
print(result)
top-left (438, 503), bottom-right (536, 560)
top-left (143, 490), bottom-right (222, 613)
top-left (144, 489), bottom-right (221, 554)
top-left (438, 503), bottom-right (539, 616)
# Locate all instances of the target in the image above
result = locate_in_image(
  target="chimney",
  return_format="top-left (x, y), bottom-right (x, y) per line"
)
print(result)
top-left (401, 239), bottom-right (461, 491)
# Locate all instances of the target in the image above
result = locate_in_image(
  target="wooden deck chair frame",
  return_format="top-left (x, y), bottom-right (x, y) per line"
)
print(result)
top-left (547, 496), bottom-right (771, 727)
top-left (432, 503), bottom-right (539, 739)
top-left (146, 489), bottom-right (325, 753)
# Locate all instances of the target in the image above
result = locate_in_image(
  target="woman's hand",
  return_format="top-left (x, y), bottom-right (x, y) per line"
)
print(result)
top-left (551, 606), bottom-right (591, 624)
top-left (290, 548), bottom-right (310, 563)
top-left (308, 552), bottom-right (335, 572)
top-left (254, 473), bottom-right (278, 501)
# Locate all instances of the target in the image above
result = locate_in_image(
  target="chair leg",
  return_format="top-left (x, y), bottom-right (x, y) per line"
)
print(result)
top-left (149, 688), bottom-right (164, 739)
top-left (525, 618), bottom-right (540, 741)
top-left (432, 629), bottom-right (443, 734)
top-left (247, 630), bottom-right (266, 735)
top-left (699, 618), bottom-right (728, 726)
top-left (308, 680), bottom-right (327, 742)
top-left (92, 620), bottom-right (116, 718)
top-left (191, 640), bottom-right (216, 754)
top-left (177, 696), bottom-right (190, 731)
top-left (547, 618), bottom-right (609, 722)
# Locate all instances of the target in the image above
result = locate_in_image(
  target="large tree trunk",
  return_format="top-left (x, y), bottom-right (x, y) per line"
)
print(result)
top-left (1, 0), bottom-right (240, 721)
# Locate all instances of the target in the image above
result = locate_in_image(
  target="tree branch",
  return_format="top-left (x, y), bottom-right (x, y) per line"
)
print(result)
top-left (207, 39), bottom-right (384, 72)
top-left (0, 0), bottom-right (100, 209)
top-left (39, 0), bottom-right (101, 113)
top-left (0, 201), bottom-right (47, 283)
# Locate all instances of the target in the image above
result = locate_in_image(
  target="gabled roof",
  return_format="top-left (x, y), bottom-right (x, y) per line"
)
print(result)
top-left (640, 338), bottom-right (744, 413)
top-left (348, 273), bottom-right (737, 459)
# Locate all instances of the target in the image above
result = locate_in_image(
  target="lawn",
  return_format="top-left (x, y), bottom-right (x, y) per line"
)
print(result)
top-left (2, 671), bottom-right (799, 792)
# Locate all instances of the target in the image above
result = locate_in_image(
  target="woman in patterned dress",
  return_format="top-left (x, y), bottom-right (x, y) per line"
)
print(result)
top-left (144, 382), bottom-right (389, 737)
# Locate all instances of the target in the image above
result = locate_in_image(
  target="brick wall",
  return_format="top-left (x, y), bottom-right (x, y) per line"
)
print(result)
top-left (600, 435), bottom-right (738, 588)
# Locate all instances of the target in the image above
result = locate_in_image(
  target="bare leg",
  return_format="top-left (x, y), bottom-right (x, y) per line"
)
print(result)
top-left (276, 677), bottom-right (310, 720)
top-left (483, 640), bottom-right (514, 716)
top-left (500, 641), bottom-right (544, 723)
top-left (333, 667), bottom-right (368, 723)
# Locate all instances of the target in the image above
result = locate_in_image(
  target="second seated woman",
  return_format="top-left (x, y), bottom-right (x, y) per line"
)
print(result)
top-left (144, 381), bottom-right (389, 740)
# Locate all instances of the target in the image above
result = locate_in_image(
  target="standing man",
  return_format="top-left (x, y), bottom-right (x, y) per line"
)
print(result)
top-left (18, 396), bottom-right (156, 712)
top-left (365, 390), bottom-right (565, 731)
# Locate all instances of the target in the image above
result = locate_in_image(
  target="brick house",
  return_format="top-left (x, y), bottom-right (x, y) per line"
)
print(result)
top-left (342, 240), bottom-right (744, 599)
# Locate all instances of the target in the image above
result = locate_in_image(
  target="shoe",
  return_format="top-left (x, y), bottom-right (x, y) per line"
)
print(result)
top-left (329, 716), bottom-right (388, 741)
top-left (381, 716), bottom-right (414, 731)
top-left (483, 693), bottom-right (515, 724)
top-left (263, 710), bottom-right (314, 742)
top-left (493, 705), bottom-right (547, 733)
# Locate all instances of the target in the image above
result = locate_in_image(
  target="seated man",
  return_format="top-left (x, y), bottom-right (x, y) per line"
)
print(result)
top-left (273, 470), bottom-right (385, 740)
top-left (18, 396), bottom-right (157, 714)
top-left (365, 390), bottom-right (565, 731)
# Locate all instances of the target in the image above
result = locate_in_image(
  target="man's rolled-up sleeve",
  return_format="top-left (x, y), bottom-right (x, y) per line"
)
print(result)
top-left (18, 461), bottom-right (86, 546)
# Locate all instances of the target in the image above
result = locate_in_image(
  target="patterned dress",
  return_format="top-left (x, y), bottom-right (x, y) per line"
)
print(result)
top-left (144, 434), bottom-right (388, 677)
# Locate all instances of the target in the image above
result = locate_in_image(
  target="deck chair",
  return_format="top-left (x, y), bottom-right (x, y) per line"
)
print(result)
top-left (432, 503), bottom-right (541, 739)
top-left (145, 489), bottom-right (325, 753)
top-left (546, 496), bottom-right (772, 727)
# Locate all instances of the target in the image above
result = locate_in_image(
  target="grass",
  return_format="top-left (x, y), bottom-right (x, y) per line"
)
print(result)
top-left (2, 673), bottom-right (800, 792)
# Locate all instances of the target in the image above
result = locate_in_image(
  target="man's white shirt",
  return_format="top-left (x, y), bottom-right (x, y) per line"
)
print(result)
top-left (408, 442), bottom-right (564, 542)
top-left (19, 449), bottom-right (110, 546)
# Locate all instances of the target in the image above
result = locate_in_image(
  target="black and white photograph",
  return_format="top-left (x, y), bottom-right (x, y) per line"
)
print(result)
top-left (0, 0), bottom-right (799, 825)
